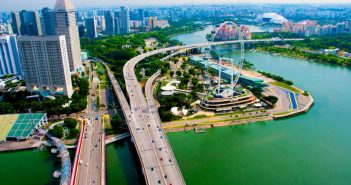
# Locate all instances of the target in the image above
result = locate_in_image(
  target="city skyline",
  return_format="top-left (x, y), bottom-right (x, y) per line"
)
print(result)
top-left (2, 0), bottom-right (351, 11)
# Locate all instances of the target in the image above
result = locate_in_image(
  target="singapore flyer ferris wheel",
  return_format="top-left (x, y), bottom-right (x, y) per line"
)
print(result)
top-left (206, 21), bottom-right (250, 96)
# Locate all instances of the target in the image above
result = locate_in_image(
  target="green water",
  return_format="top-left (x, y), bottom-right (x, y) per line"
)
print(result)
top-left (0, 139), bottom-right (144, 185)
top-left (106, 139), bottom-right (145, 185)
top-left (0, 150), bottom-right (60, 185)
top-left (168, 29), bottom-right (351, 185)
top-left (1, 25), bottom-right (350, 185)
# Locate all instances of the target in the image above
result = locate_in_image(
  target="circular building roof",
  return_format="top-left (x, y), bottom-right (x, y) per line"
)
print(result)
top-left (258, 13), bottom-right (288, 24)
top-left (161, 85), bottom-right (176, 91)
top-left (161, 91), bottom-right (174, 96)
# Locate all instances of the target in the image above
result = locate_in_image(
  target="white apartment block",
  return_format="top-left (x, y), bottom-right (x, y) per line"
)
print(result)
top-left (17, 35), bottom-right (73, 98)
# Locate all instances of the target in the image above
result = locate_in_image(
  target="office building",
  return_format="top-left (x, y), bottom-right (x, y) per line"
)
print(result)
top-left (104, 11), bottom-right (115, 35)
top-left (0, 35), bottom-right (23, 78)
top-left (148, 17), bottom-right (158, 29)
top-left (114, 12), bottom-right (121, 35)
top-left (55, 0), bottom-right (82, 72)
top-left (41, 8), bottom-right (56, 36)
top-left (17, 35), bottom-right (73, 97)
top-left (120, 6), bottom-right (130, 34)
top-left (11, 10), bottom-right (42, 36)
top-left (78, 24), bottom-right (85, 38)
top-left (11, 13), bottom-right (21, 36)
top-left (85, 17), bottom-right (97, 38)
top-left (138, 9), bottom-right (145, 23)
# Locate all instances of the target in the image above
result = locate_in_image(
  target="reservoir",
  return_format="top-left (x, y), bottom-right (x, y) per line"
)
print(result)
top-left (168, 26), bottom-right (351, 185)
top-left (1, 25), bottom-right (350, 185)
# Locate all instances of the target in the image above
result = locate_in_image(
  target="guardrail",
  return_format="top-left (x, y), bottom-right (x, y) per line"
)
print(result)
top-left (144, 71), bottom-right (186, 185)
top-left (101, 117), bottom-right (106, 185)
top-left (69, 122), bottom-right (85, 185)
top-left (101, 61), bottom-right (150, 184)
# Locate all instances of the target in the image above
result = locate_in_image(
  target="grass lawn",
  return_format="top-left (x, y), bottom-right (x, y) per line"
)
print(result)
top-left (269, 82), bottom-right (301, 93)
top-left (96, 62), bottom-right (107, 82)
top-left (103, 114), bottom-right (112, 130)
top-left (272, 111), bottom-right (292, 116)
top-left (100, 82), bottom-right (107, 89)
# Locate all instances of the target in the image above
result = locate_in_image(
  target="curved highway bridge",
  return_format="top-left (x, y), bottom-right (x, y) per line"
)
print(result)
top-left (104, 38), bottom-right (303, 185)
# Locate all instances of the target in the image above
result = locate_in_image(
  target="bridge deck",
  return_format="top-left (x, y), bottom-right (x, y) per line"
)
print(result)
top-left (103, 38), bottom-right (303, 185)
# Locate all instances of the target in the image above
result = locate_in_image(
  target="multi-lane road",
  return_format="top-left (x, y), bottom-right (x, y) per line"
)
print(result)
top-left (86, 38), bottom-right (304, 185)
top-left (72, 64), bottom-right (104, 185)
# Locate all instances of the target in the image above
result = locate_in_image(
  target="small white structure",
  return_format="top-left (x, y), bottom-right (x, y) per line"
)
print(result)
top-left (253, 103), bottom-right (263, 108)
top-left (257, 13), bottom-right (288, 24)
top-left (171, 107), bottom-right (179, 116)
top-left (161, 91), bottom-right (174, 96)
top-left (161, 84), bottom-right (176, 91)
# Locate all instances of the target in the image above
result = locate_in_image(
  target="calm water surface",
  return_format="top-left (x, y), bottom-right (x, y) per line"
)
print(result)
top-left (1, 25), bottom-right (350, 185)
top-left (168, 27), bottom-right (351, 185)
top-left (0, 149), bottom-right (59, 185)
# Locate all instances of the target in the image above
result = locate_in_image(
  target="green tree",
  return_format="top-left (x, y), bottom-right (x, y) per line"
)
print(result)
top-left (68, 128), bottom-right (79, 139)
top-left (265, 96), bottom-right (278, 105)
top-left (64, 118), bottom-right (78, 129)
top-left (192, 78), bottom-right (199, 86)
top-left (176, 71), bottom-right (182, 77)
top-left (49, 125), bottom-right (64, 139)
top-left (111, 114), bottom-right (123, 131)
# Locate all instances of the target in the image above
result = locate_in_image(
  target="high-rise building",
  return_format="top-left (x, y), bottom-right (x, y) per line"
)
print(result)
top-left (104, 11), bottom-right (115, 35)
top-left (78, 24), bottom-right (85, 38)
top-left (41, 8), bottom-right (56, 36)
top-left (55, 0), bottom-right (82, 72)
top-left (114, 12), bottom-right (121, 35)
top-left (11, 13), bottom-right (21, 35)
top-left (120, 6), bottom-right (130, 34)
top-left (17, 35), bottom-right (73, 98)
top-left (0, 35), bottom-right (23, 78)
top-left (148, 17), bottom-right (158, 29)
top-left (11, 10), bottom-right (42, 36)
top-left (138, 9), bottom-right (145, 22)
top-left (85, 17), bottom-right (97, 38)
top-left (96, 16), bottom-right (105, 31)
top-left (170, 10), bottom-right (178, 21)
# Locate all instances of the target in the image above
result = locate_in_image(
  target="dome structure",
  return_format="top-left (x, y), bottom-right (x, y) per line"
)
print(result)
top-left (258, 13), bottom-right (288, 24)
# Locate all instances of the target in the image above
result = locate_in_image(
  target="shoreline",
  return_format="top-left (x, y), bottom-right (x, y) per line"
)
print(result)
top-left (160, 50), bottom-right (315, 133)
top-left (256, 49), bottom-right (351, 68)
top-left (163, 95), bottom-right (314, 133)
top-left (164, 115), bottom-right (273, 133)
top-left (0, 133), bottom-right (131, 153)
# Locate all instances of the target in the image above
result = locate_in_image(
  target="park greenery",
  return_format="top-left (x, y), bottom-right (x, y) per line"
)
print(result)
top-left (49, 118), bottom-right (80, 139)
top-left (0, 76), bottom-right (89, 116)
top-left (80, 20), bottom-right (204, 91)
top-left (135, 54), bottom-right (170, 80)
top-left (157, 93), bottom-right (191, 122)
top-left (258, 71), bottom-right (294, 85)
top-left (252, 33), bottom-right (351, 66)
top-left (257, 46), bottom-right (351, 66)
top-left (252, 31), bottom-right (302, 40)
top-left (264, 96), bottom-right (279, 106)
top-left (49, 125), bottom-right (64, 139)
top-left (105, 113), bottom-right (125, 135)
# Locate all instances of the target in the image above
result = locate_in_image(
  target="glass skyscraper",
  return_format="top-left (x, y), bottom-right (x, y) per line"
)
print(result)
top-left (0, 35), bottom-right (23, 78)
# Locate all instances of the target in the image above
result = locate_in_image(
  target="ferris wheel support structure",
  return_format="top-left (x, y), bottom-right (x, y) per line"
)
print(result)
top-left (208, 21), bottom-right (245, 97)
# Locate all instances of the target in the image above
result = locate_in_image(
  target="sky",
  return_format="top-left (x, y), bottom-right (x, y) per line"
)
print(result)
top-left (1, 0), bottom-right (351, 11)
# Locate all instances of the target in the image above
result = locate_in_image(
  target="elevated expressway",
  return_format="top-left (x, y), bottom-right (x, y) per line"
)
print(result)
top-left (105, 38), bottom-right (303, 185)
